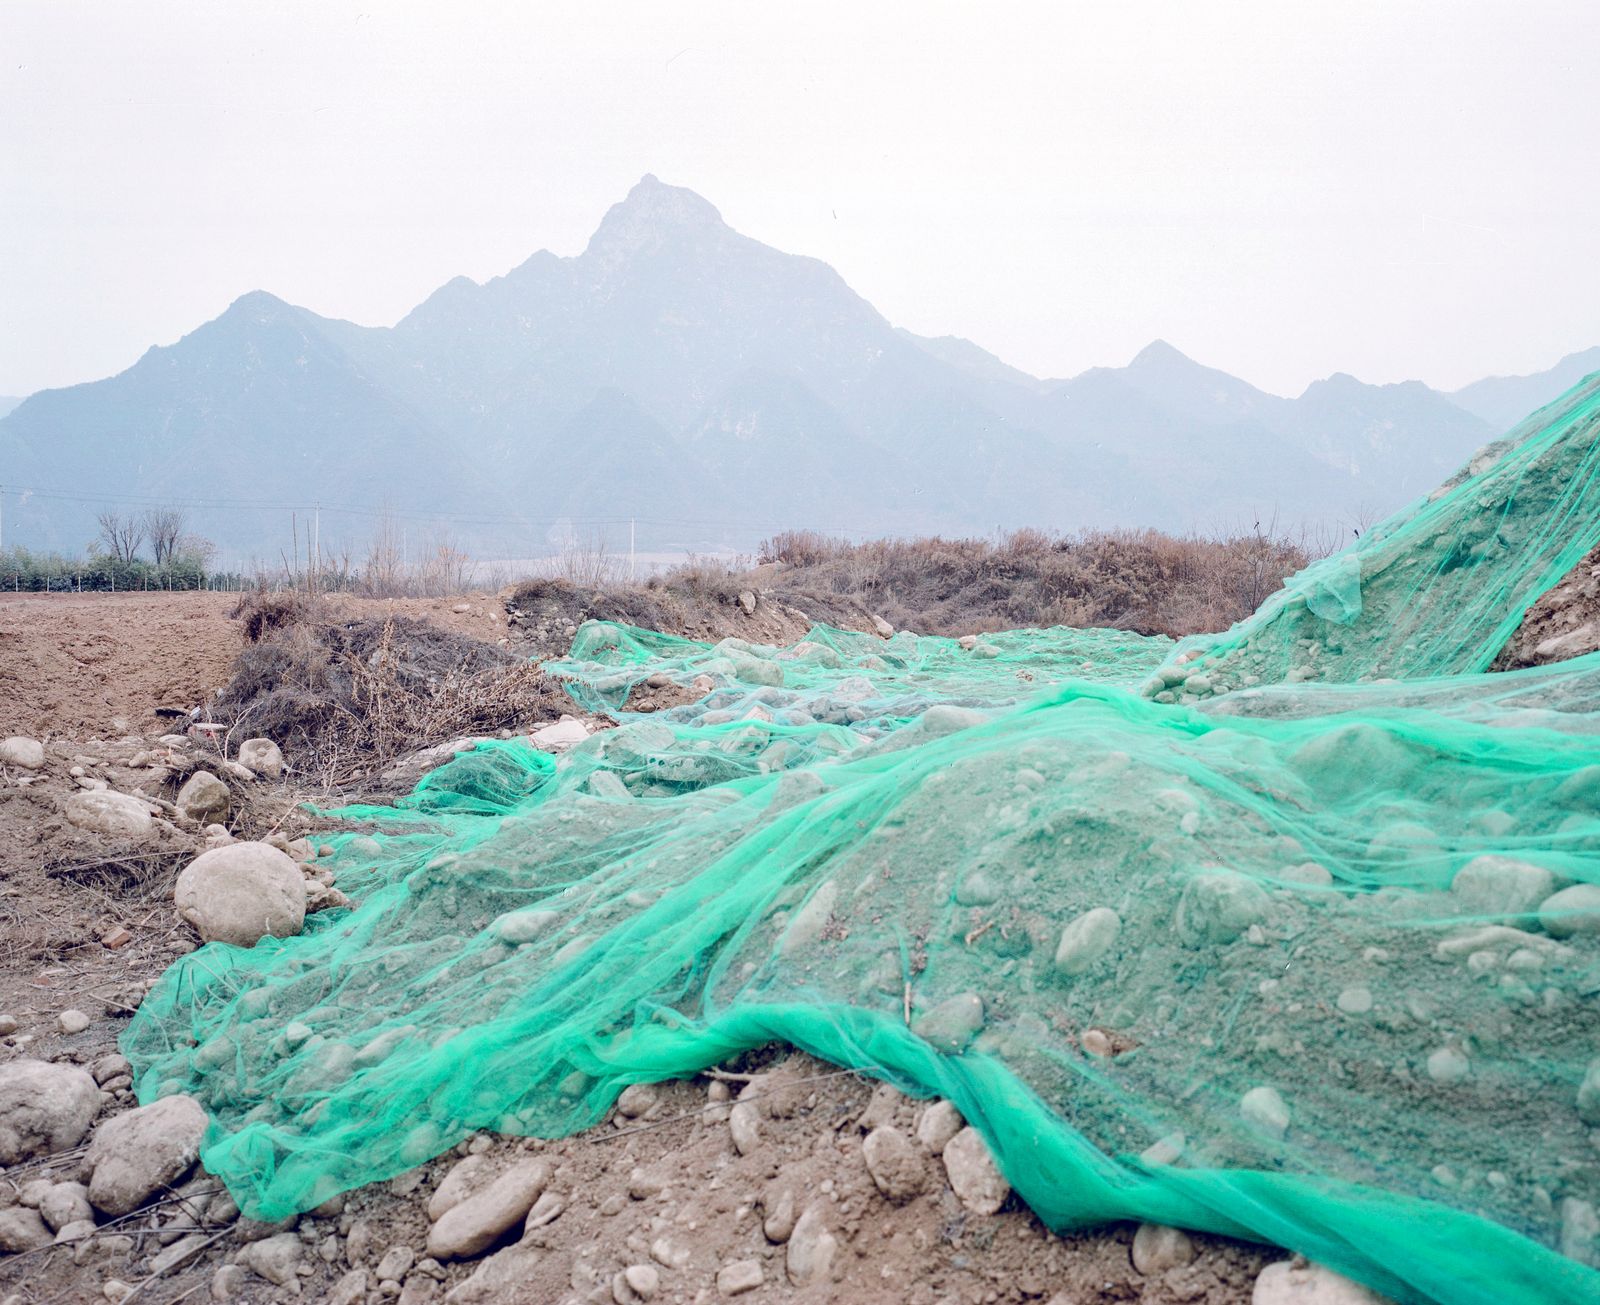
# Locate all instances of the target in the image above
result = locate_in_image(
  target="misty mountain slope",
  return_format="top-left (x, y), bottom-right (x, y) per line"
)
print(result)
top-left (898, 329), bottom-right (1058, 393)
top-left (0, 173), bottom-right (1583, 557)
top-left (393, 177), bottom-right (934, 439)
top-left (520, 389), bottom-right (715, 540)
top-left (1041, 366), bottom-right (1353, 530)
top-left (1085, 339), bottom-right (1292, 429)
top-left (1288, 374), bottom-right (1493, 503)
top-left (0, 293), bottom-right (514, 551)
top-left (679, 371), bottom-right (924, 532)
top-left (1450, 347), bottom-right (1600, 431)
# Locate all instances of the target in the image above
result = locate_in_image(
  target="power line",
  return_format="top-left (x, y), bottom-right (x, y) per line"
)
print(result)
top-left (3, 483), bottom-right (875, 537)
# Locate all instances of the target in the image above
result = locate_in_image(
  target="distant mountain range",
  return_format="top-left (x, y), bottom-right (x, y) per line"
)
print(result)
top-left (2, 175), bottom-right (1594, 560)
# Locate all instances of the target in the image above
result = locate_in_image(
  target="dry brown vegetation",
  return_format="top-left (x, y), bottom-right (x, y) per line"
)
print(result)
top-left (745, 526), bottom-right (1320, 637)
top-left (213, 593), bottom-right (565, 779)
top-left (504, 526), bottom-right (1321, 654)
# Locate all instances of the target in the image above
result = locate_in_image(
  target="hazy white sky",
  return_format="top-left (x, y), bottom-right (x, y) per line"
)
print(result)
top-left (3, 2), bottom-right (1598, 398)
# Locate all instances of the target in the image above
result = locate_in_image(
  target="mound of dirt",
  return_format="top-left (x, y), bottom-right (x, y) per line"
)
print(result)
top-left (505, 577), bottom-right (822, 659)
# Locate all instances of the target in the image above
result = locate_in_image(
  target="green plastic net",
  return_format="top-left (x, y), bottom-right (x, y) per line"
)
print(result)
top-left (123, 375), bottom-right (1600, 1304)
top-left (1154, 375), bottom-right (1600, 696)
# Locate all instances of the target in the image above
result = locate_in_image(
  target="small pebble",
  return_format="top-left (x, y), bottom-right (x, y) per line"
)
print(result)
top-left (1131, 1223), bottom-right (1196, 1273)
top-left (618, 1264), bottom-right (659, 1301)
top-left (716, 1259), bottom-right (764, 1296)
top-left (1426, 1046), bottom-right (1470, 1085)
top-left (616, 1084), bottom-right (658, 1119)
top-left (1240, 1086), bottom-right (1290, 1140)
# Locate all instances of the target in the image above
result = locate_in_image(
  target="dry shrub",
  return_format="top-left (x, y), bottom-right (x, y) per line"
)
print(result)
top-left (509, 577), bottom-right (677, 633)
top-left (658, 554), bottom-right (750, 604)
top-left (504, 526), bottom-right (1306, 648)
top-left (758, 530), bottom-right (845, 567)
top-left (214, 612), bottom-right (564, 778)
top-left (231, 589), bottom-right (317, 643)
top-left (752, 527), bottom-right (1317, 638)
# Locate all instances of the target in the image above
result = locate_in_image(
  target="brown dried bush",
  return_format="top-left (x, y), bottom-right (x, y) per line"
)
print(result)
top-left (231, 589), bottom-right (317, 643)
top-left (752, 527), bottom-right (1318, 638)
top-left (214, 610), bottom-right (564, 779)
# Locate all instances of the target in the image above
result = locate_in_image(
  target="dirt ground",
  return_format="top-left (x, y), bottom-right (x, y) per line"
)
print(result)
top-left (0, 591), bottom-right (1327, 1304)
top-left (0, 592), bottom-right (241, 738)
top-left (0, 591), bottom-right (515, 741)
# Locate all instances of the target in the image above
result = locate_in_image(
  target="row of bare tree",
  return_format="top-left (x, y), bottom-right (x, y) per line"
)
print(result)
top-left (93, 508), bottom-right (215, 568)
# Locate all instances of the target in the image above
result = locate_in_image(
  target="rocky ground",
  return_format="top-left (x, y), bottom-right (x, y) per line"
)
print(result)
top-left (1492, 542), bottom-right (1600, 669)
top-left (0, 590), bottom-right (1411, 1304)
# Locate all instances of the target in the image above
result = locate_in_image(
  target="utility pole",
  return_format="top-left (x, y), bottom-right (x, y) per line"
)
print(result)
top-left (630, 517), bottom-right (635, 581)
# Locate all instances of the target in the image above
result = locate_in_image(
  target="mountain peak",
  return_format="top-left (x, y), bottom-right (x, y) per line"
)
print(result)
top-left (585, 175), bottom-right (726, 261)
top-left (215, 290), bottom-right (299, 328)
top-left (1128, 339), bottom-right (1195, 370)
top-left (227, 289), bottom-right (290, 311)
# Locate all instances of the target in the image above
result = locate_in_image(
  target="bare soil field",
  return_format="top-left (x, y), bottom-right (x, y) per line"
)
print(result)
top-left (0, 592), bottom-right (242, 739)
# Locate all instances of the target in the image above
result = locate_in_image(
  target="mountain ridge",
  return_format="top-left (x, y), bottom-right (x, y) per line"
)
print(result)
top-left (1, 175), bottom-right (1593, 558)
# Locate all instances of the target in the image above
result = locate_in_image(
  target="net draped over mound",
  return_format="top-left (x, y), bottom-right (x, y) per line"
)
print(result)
top-left (124, 377), bottom-right (1600, 1305)
top-left (1158, 375), bottom-right (1600, 695)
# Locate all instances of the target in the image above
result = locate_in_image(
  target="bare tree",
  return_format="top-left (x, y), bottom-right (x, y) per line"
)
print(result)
top-left (415, 531), bottom-right (474, 596)
top-left (361, 511), bottom-right (407, 597)
top-left (94, 511), bottom-right (144, 565)
top-left (556, 531), bottom-right (621, 587)
top-left (143, 508), bottom-right (187, 565)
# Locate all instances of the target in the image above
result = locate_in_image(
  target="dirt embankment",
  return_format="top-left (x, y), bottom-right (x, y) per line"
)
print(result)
top-left (503, 576), bottom-right (825, 659)
top-left (1494, 542), bottom-right (1600, 669)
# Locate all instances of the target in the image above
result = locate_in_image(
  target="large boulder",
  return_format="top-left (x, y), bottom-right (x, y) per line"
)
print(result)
top-left (175, 770), bottom-right (230, 825)
top-left (1450, 855), bottom-right (1555, 922)
top-left (0, 736), bottom-right (45, 769)
top-left (0, 1059), bottom-right (100, 1164)
top-left (63, 791), bottom-right (154, 840)
top-left (86, 1094), bottom-right (208, 1216)
top-left (237, 738), bottom-right (285, 779)
top-left (427, 1159), bottom-right (550, 1260)
top-left (174, 843), bottom-right (306, 947)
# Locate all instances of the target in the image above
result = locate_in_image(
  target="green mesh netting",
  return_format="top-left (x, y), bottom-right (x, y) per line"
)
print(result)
top-left (123, 375), bottom-right (1600, 1304)
top-left (547, 621), bottom-right (1176, 724)
top-left (1152, 374), bottom-right (1600, 696)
